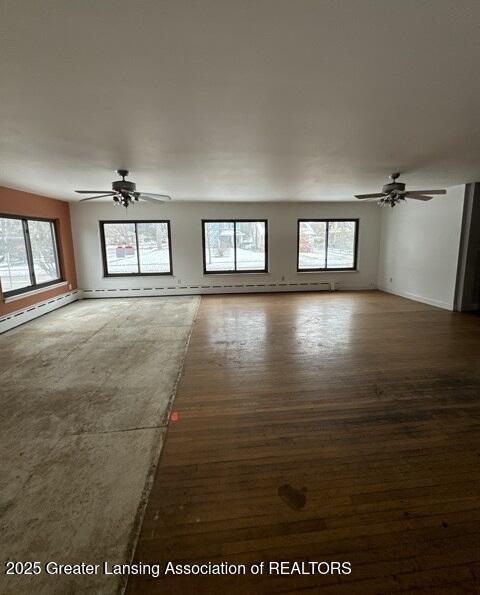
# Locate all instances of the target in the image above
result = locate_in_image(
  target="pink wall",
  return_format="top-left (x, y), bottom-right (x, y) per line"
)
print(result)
top-left (0, 186), bottom-right (78, 316)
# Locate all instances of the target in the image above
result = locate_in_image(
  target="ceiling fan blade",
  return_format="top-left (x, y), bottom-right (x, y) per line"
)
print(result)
top-left (406, 189), bottom-right (447, 195)
top-left (79, 194), bottom-right (117, 202)
top-left (139, 195), bottom-right (168, 204)
top-left (355, 193), bottom-right (384, 199)
top-left (405, 193), bottom-right (433, 201)
top-left (75, 190), bottom-right (114, 194)
top-left (139, 192), bottom-right (172, 201)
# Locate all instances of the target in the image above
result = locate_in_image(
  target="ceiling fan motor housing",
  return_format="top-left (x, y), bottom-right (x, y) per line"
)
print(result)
top-left (112, 179), bottom-right (136, 193)
top-left (382, 181), bottom-right (405, 194)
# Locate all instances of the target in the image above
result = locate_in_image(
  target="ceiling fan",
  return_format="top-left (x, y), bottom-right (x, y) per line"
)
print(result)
top-left (75, 170), bottom-right (172, 208)
top-left (355, 173), bottom-right (446, 207)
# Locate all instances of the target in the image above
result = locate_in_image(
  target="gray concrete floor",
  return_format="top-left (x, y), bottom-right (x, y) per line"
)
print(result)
top-left (0, 296), bottom-right (199, 594)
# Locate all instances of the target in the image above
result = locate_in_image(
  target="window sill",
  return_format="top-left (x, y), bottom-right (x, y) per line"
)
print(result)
top-left (102, 274), bottom-right (174, 278)
top-left (203, 271), bottom-right (270, 276)
top-left (297, 270), bottom-right (359, 274)
top-left (3, 281), bottom-right (68, 303)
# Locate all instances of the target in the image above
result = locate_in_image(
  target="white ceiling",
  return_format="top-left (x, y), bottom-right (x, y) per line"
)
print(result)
top-left (2, 0), bottom-right (480, 202)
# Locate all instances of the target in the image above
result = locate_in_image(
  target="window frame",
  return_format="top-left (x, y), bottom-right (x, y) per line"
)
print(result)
top-left (297, 218), bottom-right (359, 272)
top-left (202, 219), bottom-right (269, 274)
top-left (0, 213), bottom-right (63, 298)
top-left (99, 220), bottom-right (173, 277)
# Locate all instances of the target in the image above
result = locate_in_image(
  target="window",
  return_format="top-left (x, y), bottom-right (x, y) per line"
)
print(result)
top-left (203, 220), bottom-right (268, 273)
top-left (297, 219), bottom-right (358, 271)
top-left (0, 215), bottom-right (61, 297)
top-left (100, 221), bottom-right (172, 276)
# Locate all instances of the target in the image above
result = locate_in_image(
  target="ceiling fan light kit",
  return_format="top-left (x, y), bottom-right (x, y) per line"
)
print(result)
top-left (75, 170), bottom-right (172, 208)
top-left (355, 173), bottom-right (447, 207)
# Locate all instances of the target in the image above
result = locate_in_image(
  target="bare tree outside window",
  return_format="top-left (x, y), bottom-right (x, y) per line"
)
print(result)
top-left (29, 220), bottom-right (60, 283)
top-left (203, 221), bottom-right (267, 273)
top-left (204, 222), bottom-right (235, 271)
top-left (0, 218), bottom-right (30, 292)
top-left (137, 222), bottom-right (171, 273)
top-left (327, 221), bottom-right (356, 268)
top-left (298, 221), bottom-right (326, 270)
top-left (101, 221), bottom-right (172, 276)
top-left (0, 216), bottom-right (62, 296)
top-left (298, 220), bottom-right (358, 270)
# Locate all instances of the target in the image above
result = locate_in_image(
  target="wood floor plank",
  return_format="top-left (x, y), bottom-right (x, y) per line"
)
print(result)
top-left (127, 291), bottom-right (480, 594)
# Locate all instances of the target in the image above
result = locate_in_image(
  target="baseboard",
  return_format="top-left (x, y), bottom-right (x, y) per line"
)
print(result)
top-left (378, 285), bottom-right (453, 311)
top-left (0, 290), bottom-right (81, 333)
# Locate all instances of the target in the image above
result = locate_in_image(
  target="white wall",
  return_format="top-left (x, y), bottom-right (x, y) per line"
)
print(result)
top-left (377, 185), bottom-right (465, 310)
top-left (71, 201), bottom-right (381, 297)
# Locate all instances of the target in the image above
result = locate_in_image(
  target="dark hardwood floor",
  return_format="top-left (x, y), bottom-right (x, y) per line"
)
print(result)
top-left (128, 291), bottom-right (480, 594)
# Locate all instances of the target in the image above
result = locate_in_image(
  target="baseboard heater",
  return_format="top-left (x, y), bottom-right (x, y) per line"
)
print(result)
top-left (82, 281), bottom-right (335, 298)
top-left (0, 290), bottom-right (80, 334)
